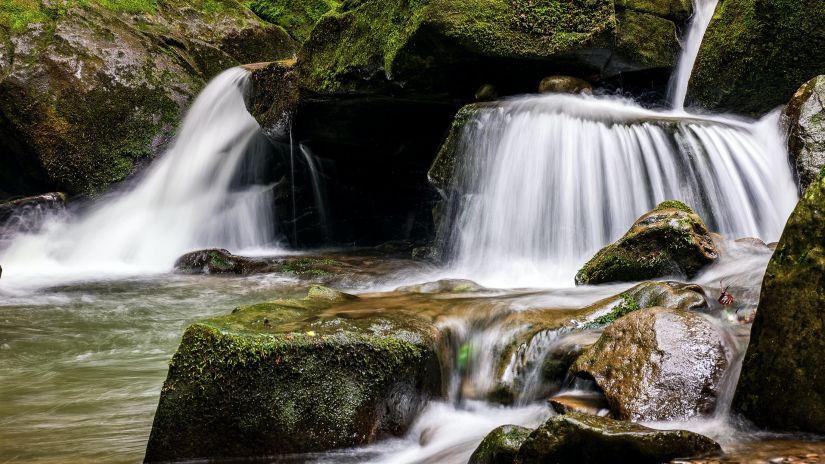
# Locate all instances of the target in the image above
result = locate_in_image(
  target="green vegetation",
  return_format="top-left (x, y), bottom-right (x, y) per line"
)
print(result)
top-left (654, 199), bottom-right (694, 213)
top-left (588, 293), bottom-right (642, 326)
top-left (244, 0), bottom-right (338, 42)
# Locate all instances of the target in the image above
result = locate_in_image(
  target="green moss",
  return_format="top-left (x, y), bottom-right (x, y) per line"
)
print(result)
top-left (470, 424), bottom-right (532, 464)
top-left (654, 200), bottom-right (694, 213)
top-left (0, 0), bottom-right (51, 33)
top-left (278, 258), bottom-right (344, 278)
top-left (587, 292), bottom-right (642, 326)
top-left (690, 0), bottom-right (825, 114)
top-left (243, 0), bottom-right (338, 42)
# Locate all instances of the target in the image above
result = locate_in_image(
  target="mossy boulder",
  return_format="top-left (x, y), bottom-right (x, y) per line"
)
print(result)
top-left (0, 0), bottom-right (296, 197)
top-left (575, 201), bottom-right (718, 285)
top-left (513, 411), bottom-right (721, 463)
top-left (297, 0), bottom-right (688, 96)
top-left (470, 425), bottom-right (533, 464)
top-left (570, 307), bottom-right (730, 421)
top-left (174, 248), bottom-right (359, 280)
top-left (244, 0), bottom-right (339, 43)
top-left (244, 59), bottom-right (300, 142)
top-left (689, 0), bottom-right (825, 115)
top-left (732, 167), bottom-right (825, 433)
top-left (145, 286), bottom-right (443, 461)
top-left (784, 75), bottom-right (825, 192)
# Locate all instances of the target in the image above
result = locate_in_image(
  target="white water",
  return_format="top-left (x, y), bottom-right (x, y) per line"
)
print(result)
top-left (0, 68), bottom-right (279, 288)
top-left (669, 0), bottom-right (720, 109)
top-left (444, 96), bottom-right (798, 288)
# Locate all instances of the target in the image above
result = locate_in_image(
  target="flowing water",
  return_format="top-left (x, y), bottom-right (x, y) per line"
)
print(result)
top-left (669, 0), bottom-right (721, 110)
top-left (0, 0), bottom-right (818, 463)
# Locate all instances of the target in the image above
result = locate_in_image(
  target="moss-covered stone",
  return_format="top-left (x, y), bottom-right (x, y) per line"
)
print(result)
top-left (174, 248), bottom-right (351, 280)
top-left (0, 0), bottom-right (296, 197)
top-left (145, 286), bottom-right (443, 461)
top-left (428, 103), bottom-right (495, 193)
top-left (244, 59), bottom-right (300, 142)
top-left (297, 0), bottom-right (688, 95)
top-left (783, 75), bottom-right (825, 192)
top-left (575, 201), bottom-right (718, 285)
top-left (243, 0), bottom-right (339, 43)
top-left (689, 0), bottom-right (825, 115)
top-left (732, 167), bottom-right (825, 434)
top-left (514, 412), bottom-right (721, 463)
top-left (470, 425), bottom-right (533, 464)
top-left (571, 307), bottom-right (729, 421)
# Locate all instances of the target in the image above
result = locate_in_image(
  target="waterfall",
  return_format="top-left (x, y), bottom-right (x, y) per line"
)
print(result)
top-left (0, 68), bottom-right (280, 285)
top-left (669, 0), bottom-right (720, 109)
top-left (442, 95), bottom-right (798, 287)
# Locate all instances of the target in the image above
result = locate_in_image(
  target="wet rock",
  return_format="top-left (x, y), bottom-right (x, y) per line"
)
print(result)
top-left (689, 0), bottom-right (825, 114)
top-left (245, 59), bottom-right (300, 143)
top-left (733, 167), bottom-right (825, 434)
top-left (428, 103), bottom-right (495, 193)
top-left (298, 0), bottom-right (688, 96)
top-left (784, 75), bottom-right (825, 191)
top-left (145, 286), bottom-right (443, 461)
top-left (470, 425), bottom-right (533, 464)
top-left (538, 76), bottom-right (593, 95)
top-left (0, 192), bottom-right (66, 238)
top-left (0, 1), bottom-right (295, 197)
top-left (475, 84), bottom-right (499, 102)
top-left (575, 201), bottom-right (718, 285)
top-left (514, 411), bottom-right (721, 463)
top-left (735, 237), bottom-right (770, 251)
top-left (174, 249), bottom-right (273, 274)
top-left (395, 279), bottom-right (484, 294)
top-left (549, 393), bottom-right (611, 416)
top-left (571, 307), bottom-right (730, 421)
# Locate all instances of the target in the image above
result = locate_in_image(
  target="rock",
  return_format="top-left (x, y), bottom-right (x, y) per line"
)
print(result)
top-left (245, 59), bottom-right (300, 142)
top-left (514, 412), bottom-right (721, 463)
top-left (428, 103), bottom-right (495, 193)
top-left (575, 201), bottom-right (719, 285)
top-left (245, 0), bottom-right (338, 43)
top-left (689, 0), bottom-right (825, 115)
top-left (0, 0), bottom-right (296, 197)
top-left (395, 279), bottom-right (484, 294)
top-left (298, 0), bottom-right (689, 96)
top-left (732, 167), bottom-right (825, 433)
top-left (784, 76), bottom-right (825, 191)
top-left (570, 307), bottom-right (730, 421)
top-left (0, 192), bottom-right (67, 239)
top-left (475, 84), bottom-right (499, 102)
top-left (174, 249), bottom-right (275, 274)
top-left (549, 393), bottom-right (611, 416)
top-left (470, 425), bottom-right (533, 464)
top-left (538, 76), bottom-right (593, 95)
top-left (145, 286), bottom-right (443, 461)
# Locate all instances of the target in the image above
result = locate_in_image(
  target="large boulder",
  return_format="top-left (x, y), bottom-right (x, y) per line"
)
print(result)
top-left (245, 60), bottom-right (300, 142)
top-left (0, 0), bottom-right (296, 197)
top-left (145, 286), bottom-right (443, 461)
top-left (514, 411), bottom-right (721, 463)
top-left (0, 192), bottom-right (66, 239)
top-left (689, 0), bottom-right (825, 115)
top-left (297, 0), bottom-right (690, 96)
top-left (470, 425), bottom-right (533, 464)
top-left (570, 307), bottom-right (730, 421)
top-left (784, 76), bottom-right (825, 192)
top-left (245, 0), bottom-right (339, 43)
top-left (575, 201), bottom-right (719, 285)
top-left (732, 168), bottom-right (825, 433)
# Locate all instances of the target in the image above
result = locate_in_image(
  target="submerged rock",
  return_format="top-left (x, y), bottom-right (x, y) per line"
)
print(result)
top-left (145, 286), bottom-right (443, 461)
top-left (514, 411), bottom-right (721, 463)
top-left (784, 75), bottom-right (825, 192)
top-left (689, 0), bottom-right (825, 114)
top-left (575, 201), bottom-right (718, 285)
top-left (733, 167), bottom-right (825, 434)
top-left (0, 0), bottom-right (295, 196)
top-left (470, 425), bottom-right (533, 464)
top-left (538, 76), bottom-right (593, 95)
top-left (570, 307), bottom-right (730, 421)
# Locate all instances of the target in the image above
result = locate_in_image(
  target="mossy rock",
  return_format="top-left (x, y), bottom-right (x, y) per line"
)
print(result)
top-left (732, 167), bottom-right (825, 433)
top-left (428, 102), bottom-right (496, 193)
top-left (689, 0), bottom-right (825, 115)
top-left (244, 59), bottom-right (300, 142)
top-left (174, 248), bottom-right (355, 280)
top-left (297, 0), bottom-right (689, 95)
top-left (513, 411), bottom-right (721, 463)
top-left (783, 75), bottom-right (825, 192)
top-left (575, 201), bottom-right (718, 285)
top-left (570, 307), bottom-right (730, 421)
top-left (470, 424), bottom-right (533, 464)
top-left (0, 0), bottom-right (295, 197)
top-left (145, 286), bottom-right (443, 461)
top-left (243, 0), bottom-right (339, 43)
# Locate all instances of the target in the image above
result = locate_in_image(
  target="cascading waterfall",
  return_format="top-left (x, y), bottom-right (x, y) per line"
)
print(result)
top-left (443, 97), bottom-right (798, 287)
top-left (0, 68), bottom-right (279, 286)
top-left (669, 0), bottom-right (720, 109)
